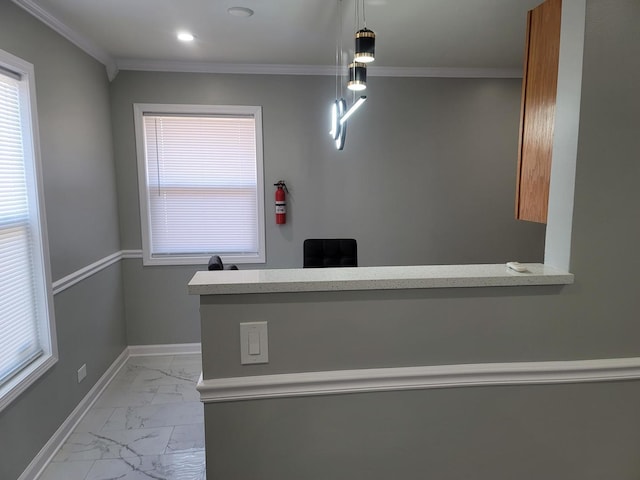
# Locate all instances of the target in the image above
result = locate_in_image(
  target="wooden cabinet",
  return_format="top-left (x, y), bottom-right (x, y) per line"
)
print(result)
top-left (515, 0), bottom-right (562, 223)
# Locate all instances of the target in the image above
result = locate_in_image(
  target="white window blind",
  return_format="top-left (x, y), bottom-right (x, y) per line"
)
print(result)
top-left (136, 105), bottom-right (265, 265)
top-left (0, 70), bottom-right (43, 387)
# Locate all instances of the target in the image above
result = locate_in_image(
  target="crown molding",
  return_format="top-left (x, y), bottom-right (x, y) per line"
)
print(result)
top-left (116, 59), bottom-right (523, 79)
top-left (368, 65), bottom-right (523, 78)
top-left (116, 60), bottom-right (342, 77)
top-left (12, 0), bottom-right (520, 81)
top-left (12, 0), bottom-right (118, 80)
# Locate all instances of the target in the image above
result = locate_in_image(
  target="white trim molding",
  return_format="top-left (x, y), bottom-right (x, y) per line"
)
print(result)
top-left (11, 0), bottom-right (118, 80)
top-left (367, 66), bottom-right (522, 78)
top-left (51, 250), bottom-right (143, 295)
top-left (18, 344), bottom-right (200, 480)
top-left (52, 251), bottom-right (122, 295)
top-left (121, 249), bottom-right (144, 259)
top-left (116, 59), bottom-right (523, 79)
top-left (544, 0), bottom-right (586, 271)
top-left (117, 60), bottom-right (340, 77)
top-left (12, 0), bottom-right (522, 81)
top-left (12, 0), bottom-right (522, 82)
top-left (128, 343), bottom-right (202, 356)
top-left (0, 355), bottom-right (57, 414)
top-left (17, 348), bottom-right (129, 480)
top-left (197, 357), bottom-right (640, 403)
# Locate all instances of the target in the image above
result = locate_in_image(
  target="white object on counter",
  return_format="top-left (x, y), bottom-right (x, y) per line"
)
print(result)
top-left (506, 261), bottom-right (529, 272)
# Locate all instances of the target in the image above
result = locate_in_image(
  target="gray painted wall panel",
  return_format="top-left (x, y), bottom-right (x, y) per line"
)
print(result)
top-left (121, 261), bottom-right (201, 345)
top-left (206, 381), bottom-right (640, 480)
top-left (200, 285), bottom-right (589, 380)
top-left (0, 265), bottom-right (127, 480)
top-left (0, 0), bottom-right (636, 477)
top-left (0, 3), bottom-right (126, 479)
top-left (0, 4), bottom-right (120, 280)
top-left (111, 73), bottom-right (544, 267)
top-left (199, 1), bottom-right (640, 477)
top-left (110, 72), bottom-right (545, 344)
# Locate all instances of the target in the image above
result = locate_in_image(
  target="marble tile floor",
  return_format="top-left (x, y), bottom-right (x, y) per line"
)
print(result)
top-left (38, 354), bottom-right (206, 480)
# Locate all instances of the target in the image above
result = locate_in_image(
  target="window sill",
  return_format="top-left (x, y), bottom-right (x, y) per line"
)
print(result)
top-left (0, 354), bottom-right (58, 413)
top-left (142, 253), bottom-right (265, 267)
top-left (188, 263), bottom-right (574, 296)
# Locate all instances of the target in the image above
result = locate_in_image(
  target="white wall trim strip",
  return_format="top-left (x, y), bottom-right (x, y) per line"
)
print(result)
top-left (52, 251), bottom-right (122, 295)
top-left (18, 348), bottom-right (129, 480)
top-left (197, 357), bottom-right (640, 403)
top-left (128, 343), bottom-right (202, 356)
top-left (116, 59), bottom-right (523, 79)
top-left (19, 344), bottom-right (199, 480)
top-left (368, 66), bottom-right (523, 78)
top-left (51, 250), bottom-right (143, 295)
top-left (121, 249), bottom-right (144, 259)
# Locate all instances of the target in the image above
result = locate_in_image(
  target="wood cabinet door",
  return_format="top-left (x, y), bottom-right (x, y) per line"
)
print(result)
top-left (516, 0), bottom-right (562, 223)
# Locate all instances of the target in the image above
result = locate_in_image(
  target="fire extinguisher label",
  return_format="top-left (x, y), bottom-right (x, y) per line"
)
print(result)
top-left (275, 202), bottom-right (286, 214)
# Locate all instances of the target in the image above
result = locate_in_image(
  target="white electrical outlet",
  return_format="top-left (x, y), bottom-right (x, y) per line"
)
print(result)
top-left (77, 364), bottom-right (87, 383)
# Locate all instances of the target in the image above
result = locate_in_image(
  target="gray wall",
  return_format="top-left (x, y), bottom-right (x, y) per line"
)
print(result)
top-left (0, 3), bottom-right (127, 479)
top-left (207, 382), bottom-right (640, 480)
top-left (110, 71), bottom-right (545, 344)
top-left (199, 1), bottom-right (640, 478)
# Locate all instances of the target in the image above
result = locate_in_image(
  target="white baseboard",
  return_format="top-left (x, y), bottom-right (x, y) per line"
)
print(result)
top-left (128, 343), bottom-right (201, 356)
top-left (19, 343), bottom-right (202, 479)
top-left (198, 356), bottom-right (640, 403)
top-left (19, 348), bottom-right (129, 480)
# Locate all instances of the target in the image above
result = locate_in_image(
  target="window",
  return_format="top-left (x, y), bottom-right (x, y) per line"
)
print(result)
top-left (0, 49), bottom-right (56, 412)
top-left (134, 104), bottom-right (265, 266)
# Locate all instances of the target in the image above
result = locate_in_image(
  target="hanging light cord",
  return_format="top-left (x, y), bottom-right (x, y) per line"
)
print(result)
top-left (362, 0), bottom-right (367, 28)
top-left (335, 0), bottom-right (340, 100)
top-left (353, 0), bottom-right (360, 104)
top-left (339, 0), bottom-right (345, 98)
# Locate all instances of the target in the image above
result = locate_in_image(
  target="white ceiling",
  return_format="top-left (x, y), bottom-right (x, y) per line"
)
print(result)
top-left (15, 0), bottom-right (542, 77)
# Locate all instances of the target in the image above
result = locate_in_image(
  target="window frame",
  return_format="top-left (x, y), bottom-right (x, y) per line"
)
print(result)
top-left (0, 49), bottom-right (57, 413)
top-left (133, 103), bottom-right (266, 266)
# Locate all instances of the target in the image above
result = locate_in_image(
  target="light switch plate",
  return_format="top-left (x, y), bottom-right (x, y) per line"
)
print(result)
top-left (240, 321), bottom-right (268, 365)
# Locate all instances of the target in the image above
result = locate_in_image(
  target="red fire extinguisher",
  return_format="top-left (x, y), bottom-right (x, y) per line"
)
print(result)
top-left (274, 181), bottom-right (288, 225)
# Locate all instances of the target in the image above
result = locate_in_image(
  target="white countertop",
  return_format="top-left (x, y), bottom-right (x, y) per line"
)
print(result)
top-left (188, 263), bottom-right (574, 295)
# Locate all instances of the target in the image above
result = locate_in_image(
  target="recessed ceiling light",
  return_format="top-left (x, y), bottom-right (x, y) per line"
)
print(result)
top-left (177, 32), bottom-right (195, 42)
top-left (227, 6), bottom-right (254, 17)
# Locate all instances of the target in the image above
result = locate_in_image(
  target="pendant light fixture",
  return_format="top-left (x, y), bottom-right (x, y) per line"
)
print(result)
top-left (347, 0), bottom-right (372, 91)
top-left (355, 28), bottom-right (375, 63)
top-left (347, 62), bottom-right (367, 91)
top-left (354, 0), bottom-right (375, 64)
top-left (328, 0), bottom-right (369, 151)
top-left (340, 96), bottom-right (367, 125)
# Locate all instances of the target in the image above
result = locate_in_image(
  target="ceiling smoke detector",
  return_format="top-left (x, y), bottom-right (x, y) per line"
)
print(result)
top-left (227, 7), bottom-right (254, 17)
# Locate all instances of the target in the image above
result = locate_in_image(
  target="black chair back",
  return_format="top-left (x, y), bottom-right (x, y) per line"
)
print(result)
top-left (303, 239), bottom-right (357, 268)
